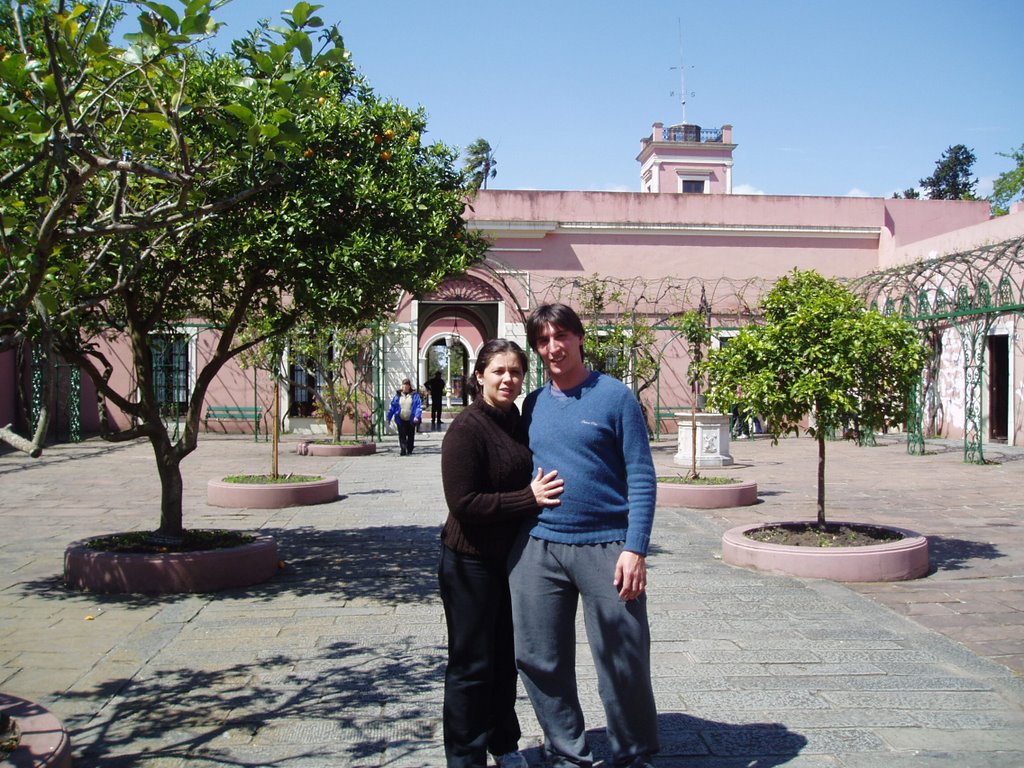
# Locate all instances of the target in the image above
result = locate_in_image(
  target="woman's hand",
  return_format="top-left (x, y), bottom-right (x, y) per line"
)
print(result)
top-left (531, 467), bottom-right (564, 507)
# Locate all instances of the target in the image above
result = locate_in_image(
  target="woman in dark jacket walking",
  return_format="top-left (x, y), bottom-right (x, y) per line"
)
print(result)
top-left (439, 339), bottom-right (563, 768)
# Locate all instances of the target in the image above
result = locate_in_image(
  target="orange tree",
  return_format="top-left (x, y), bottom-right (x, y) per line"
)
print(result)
top-left (704, 269), bottom-right (925, 525)
top-left (2, 1), bottom-right (487, 540)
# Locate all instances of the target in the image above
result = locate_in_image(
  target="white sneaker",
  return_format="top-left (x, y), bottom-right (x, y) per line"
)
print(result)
top-left (494, 751), bottom-right (528, 768)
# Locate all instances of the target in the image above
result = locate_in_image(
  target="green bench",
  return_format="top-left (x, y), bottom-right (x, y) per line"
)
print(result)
top-left (653, 406), bottom-right (689, 439)
top-left (204, 405), bottom-right (264, 441)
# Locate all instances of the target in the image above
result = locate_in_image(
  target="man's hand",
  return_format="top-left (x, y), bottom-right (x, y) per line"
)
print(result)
top-left (613, 550), bottom-right (647, 601)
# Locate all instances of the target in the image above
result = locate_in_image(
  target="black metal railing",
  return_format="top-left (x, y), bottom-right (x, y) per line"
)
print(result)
top-left (657, 125), bottom-right (723, 143)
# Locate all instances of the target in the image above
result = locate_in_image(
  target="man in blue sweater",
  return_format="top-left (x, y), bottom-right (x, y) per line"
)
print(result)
top-left (510, 303), bottom-right (659, 768)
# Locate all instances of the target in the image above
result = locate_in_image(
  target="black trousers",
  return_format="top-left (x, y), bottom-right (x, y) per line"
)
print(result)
top-left (438, 545), bottom-right (521, 767)
top-left (432, 400), bottom-right (443, 427)
top-left (396, 418), bottom-right (416, 454)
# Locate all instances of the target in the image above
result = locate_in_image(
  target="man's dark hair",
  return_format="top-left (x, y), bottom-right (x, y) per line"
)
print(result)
top-left (526, 303), bottom-right (585, 352)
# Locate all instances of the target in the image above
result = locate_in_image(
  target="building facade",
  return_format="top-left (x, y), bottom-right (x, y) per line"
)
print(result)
top-left (3, 121), bottom-right (1021, 454)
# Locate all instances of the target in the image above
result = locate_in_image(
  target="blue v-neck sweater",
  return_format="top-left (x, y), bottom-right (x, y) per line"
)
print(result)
top-left (521, 371), bottom-right (656, 555)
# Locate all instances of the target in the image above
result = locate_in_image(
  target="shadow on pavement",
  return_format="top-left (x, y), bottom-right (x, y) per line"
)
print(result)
top-left (521, 711), bottom-right (808, 767)
top-left (14, 524), bottom-right (443, 608)
top-left (64, 638), bottom-right (443, 766)
top-left (927, 534), bottom-right (1004, 572)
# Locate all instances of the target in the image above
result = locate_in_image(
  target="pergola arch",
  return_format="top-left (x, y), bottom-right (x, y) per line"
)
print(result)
top-left (849, 236), bottom-right (1024, 462)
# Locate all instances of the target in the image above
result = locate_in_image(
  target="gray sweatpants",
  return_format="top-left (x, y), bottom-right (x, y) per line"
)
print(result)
top-left (508, 535), bottom-right (659, 767)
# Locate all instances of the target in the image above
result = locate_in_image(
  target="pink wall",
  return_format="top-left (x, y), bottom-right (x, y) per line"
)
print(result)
top-left (883, 207), bottom-right (1024, 268)
top-left (87, 327), bottom-right (275, 436)
top-left (469, 190), bottom-right (990, 239)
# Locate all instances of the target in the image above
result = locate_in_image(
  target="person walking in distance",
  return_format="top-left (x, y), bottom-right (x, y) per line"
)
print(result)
top-left (427, 370), bottom-right (447, 430)
top-left (386, 378), bottom-right (423, 455)
top-left (440, 339), bottom-right (564, 768)
top-left (510, 303), bottom-right (659, 768)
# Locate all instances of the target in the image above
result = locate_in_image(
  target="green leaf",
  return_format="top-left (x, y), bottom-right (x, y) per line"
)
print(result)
top-left (139, 2), bottom-right (181, 31)
top-left (269, 108), bottom-right (295, 124)
top-left (224, 104), bottom-right (255, 125)
top-left (290, 2), bottom-right (317, 26)
top-left (294, 32), bottom-right (313, 64)
top-left (271, 80), bottom-right (294, 100)
top-left (141, 112), bottom-right (173, 131)
top-left (85, 34), bottom-right (109, 54)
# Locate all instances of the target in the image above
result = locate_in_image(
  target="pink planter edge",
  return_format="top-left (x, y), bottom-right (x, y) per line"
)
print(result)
top-left (64, 532), bottom-right (279, 594)
top-left (0, 693), bottom-right (72, 768)
top-left (721, 522), bottom-right (930, 582)
top-left (206, 476), bottom-right (339, 508)
top-left (297, 441), bottom-right (376, 457)
top-left (657, 480), bottom-right (758, 509)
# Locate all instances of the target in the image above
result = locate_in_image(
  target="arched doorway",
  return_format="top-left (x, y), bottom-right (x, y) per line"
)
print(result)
top-left (417, 274), bottom-right (508, 409)
top-left (380, 267), bottom-right (532, 435)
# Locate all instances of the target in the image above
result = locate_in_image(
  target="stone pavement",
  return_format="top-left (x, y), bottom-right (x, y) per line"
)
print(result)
top-left (0, 428), bottom-right (1023, 767)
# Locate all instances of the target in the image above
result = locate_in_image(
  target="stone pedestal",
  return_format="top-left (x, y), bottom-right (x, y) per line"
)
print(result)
top-left (673, 412), bottom-right (734, 467)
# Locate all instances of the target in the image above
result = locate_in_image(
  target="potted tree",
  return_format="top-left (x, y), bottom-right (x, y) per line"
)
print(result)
top-left (209, 321), bottom-right (384, 510)
top-left (206, 335), bottom-right (340, 510)
top-left (658, 304), bottom-right (758, 509)
top-left (705, 269), bottom-right (930, 581)
top-left (290, 322), bottom-right (381, 457)
top-left (3, 3), bottom-right (487, 594)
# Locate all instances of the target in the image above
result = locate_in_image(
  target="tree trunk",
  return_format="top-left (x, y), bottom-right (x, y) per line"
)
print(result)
top-left (690, 401), bottom-right (699, 479)
top-left (272, 377), bottom-right (280, 478)
top-left (816, 433), bottom-right (827, 526)
top-left (153, 439), bottom-right (186, 542)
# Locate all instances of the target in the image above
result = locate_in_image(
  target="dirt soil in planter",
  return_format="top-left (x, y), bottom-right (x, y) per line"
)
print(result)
top-left (745, 523), bottom-right (903, 548)
top-left (87, 529), bottom-right (254, 554)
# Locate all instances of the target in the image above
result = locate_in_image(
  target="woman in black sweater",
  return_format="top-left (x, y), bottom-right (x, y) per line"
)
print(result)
top-left (439, 339), bottom-right (563, 768)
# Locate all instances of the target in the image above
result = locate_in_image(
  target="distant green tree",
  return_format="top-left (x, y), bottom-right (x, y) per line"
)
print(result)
top-left (989, 143), bottom-right (1024, 215)
top-left (704, 270), bottom-right (926, 526)
top-left (919, 144), bottom-right (978, 200)
top-left (463, 137), bottom-right (497, 191)
top-left (892, 188), bottom-right (920, 199)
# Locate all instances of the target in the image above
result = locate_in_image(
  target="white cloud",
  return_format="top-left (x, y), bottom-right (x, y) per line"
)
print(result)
top-left (732, 183), bottom-right (767, 195)
top-left (845, 187), bottom-right (872, 198)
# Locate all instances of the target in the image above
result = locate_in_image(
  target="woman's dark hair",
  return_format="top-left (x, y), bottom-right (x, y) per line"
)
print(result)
top-left (465, 339), bottom-right (528, 400)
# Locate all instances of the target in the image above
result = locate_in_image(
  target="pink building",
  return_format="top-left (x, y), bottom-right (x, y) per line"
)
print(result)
top-left (3, 121), bottom-right (1021, 455)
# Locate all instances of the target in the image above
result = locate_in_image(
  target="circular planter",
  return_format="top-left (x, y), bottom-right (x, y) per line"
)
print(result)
top-left (0, 693), bottom-right (72, 768)
top-left (207, 476), bottom-right (338, 508)
top-left (657, 480), bottom-right (758, 509)
top-left (721, 522), bottom-right (929, 582)
top-left (64, 532), bottom-right (279, 594)
top-left (297, 441), bottom-right (376, 457)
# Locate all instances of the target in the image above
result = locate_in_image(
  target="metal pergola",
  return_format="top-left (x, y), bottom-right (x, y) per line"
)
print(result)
top-left (850, 236), bottom-right (1024, 463)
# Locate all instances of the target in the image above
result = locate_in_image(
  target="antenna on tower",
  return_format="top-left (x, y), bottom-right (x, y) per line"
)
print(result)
top-left (669, 17), bottom-right (694, 124)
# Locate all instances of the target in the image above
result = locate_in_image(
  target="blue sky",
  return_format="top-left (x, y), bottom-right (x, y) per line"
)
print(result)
top-left (155, 0), bottom-right (1022, 198)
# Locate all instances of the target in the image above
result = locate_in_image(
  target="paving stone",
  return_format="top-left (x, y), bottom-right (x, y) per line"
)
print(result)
top-left (2, 433), bottom-right (1023, 765)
